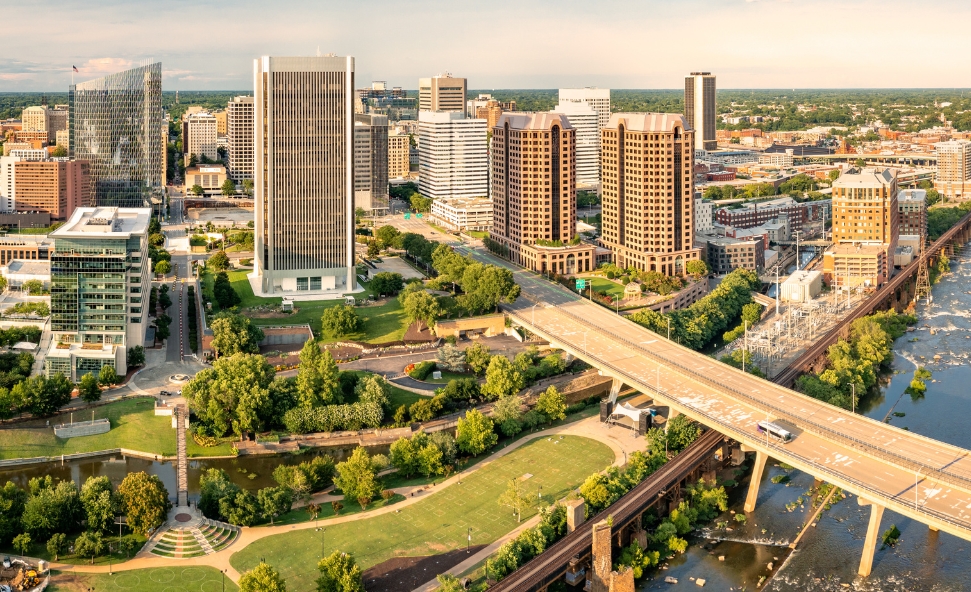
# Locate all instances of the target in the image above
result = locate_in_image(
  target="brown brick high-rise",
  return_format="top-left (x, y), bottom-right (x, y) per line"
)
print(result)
top-left (600, 113), bottom-right (700, 275)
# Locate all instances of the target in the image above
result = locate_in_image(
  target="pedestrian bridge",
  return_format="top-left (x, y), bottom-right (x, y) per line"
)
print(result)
top-left (499, 276), bottom-right (971, 576)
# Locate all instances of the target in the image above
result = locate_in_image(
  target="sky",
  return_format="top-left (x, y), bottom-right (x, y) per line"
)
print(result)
top-left (2, 0), bottom-right (970, 92)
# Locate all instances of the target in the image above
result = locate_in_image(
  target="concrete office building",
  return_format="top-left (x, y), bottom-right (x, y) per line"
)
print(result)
top-left (685, 72), bottom-right (717, 152)
top-left (703, 235), bottom-right (765, 274)
top-left (694, 197), bottom-right (714, 234)
top-left (897, 188), bottom-right (927, 244)
top-left (824, 168), bottom-right (899, 287)
top-left (551, 101), bottom-right (600, 188)
top-left (0, 234), bottom-right (53, 265)
top-left (935, 140), bottom-right (971, 200)
top-left (182, 111), bottom-right (219, 162)
top-left (419, 74), bottom-right (467, 113)
top-left (12, 159), bottom-right (93, 219)
top-left (214, 111), bottom-right (227, 137)
top-left (70, 63), bottom-right (163, 208)
top-left (0, 156), bottom-right (17, 212)
top-left (184, 165), bottom-right (228, 197)
top-left (354, 113), bottom-right (389, 212)
top-left (22, 105), bottom-right (69, 144)
top-left (417, 111), bottom-right (488, 200)
top-left (388, 133), bottom-right (411, 178)
top-left (254, 55), bottom-right (357, 296)
top-left (558, 88), bottom-right (611, 129)
top-left (430, 196), bottom-right (493, 232)
top-left (491, 112), bottom-right (596, 274)
top-left (600, 113), bottom-right (701, 275)
top-left (466, 94), bottom-right (516, 128)
top-left (227, 95), bottom-right (254, 183)
top-left (45, 207), bottom-right (152, 381)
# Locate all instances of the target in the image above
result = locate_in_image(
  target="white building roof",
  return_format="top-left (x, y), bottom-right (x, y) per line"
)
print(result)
top-left (52, 207), bottom-right (152, 238)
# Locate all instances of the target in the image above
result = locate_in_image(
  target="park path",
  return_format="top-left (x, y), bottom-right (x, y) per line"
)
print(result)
top-left (50, 414), bottom-right (643, 584)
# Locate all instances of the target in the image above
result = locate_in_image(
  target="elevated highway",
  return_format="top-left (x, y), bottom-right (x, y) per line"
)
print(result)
top-left (458, 245), bottom-right (971, 576)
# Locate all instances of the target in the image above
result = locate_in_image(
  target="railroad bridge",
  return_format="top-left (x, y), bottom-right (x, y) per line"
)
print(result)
top-left (775, 210), bottom-right (971, 386)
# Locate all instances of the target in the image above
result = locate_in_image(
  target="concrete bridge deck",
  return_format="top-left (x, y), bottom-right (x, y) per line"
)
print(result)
top-left (457, 245), bottom-right (971, 576)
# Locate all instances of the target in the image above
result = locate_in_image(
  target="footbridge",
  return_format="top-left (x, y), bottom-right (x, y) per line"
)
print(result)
top-left (477, 247), bottom-right (971, 577)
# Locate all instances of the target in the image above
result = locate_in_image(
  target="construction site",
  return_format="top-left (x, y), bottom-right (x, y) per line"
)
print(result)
top-left (0, 557), bottom-right (47, 592)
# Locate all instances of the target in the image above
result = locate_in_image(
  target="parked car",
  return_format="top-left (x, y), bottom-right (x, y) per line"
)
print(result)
top-left (2, 556), bottom-right (10, 568)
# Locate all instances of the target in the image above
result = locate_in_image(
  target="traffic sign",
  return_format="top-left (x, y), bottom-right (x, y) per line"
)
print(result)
top-left (417, 213), bottom-right (423, 219)
top-left (575, 279), bottom-right (586, 290)
top-left (404, 213), bottom-right (411, 219)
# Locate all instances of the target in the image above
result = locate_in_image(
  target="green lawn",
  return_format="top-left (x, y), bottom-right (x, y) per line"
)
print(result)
top-left (230, 435), bottom-right (613, 591)
top-left (54, 566), bottom-right (238, 592)
top-left (0, 398), bottom-right (177, 460)
top-left (468, 230), bottom-right (488, 239)
top-left (587, 277), bottom-right (625, 298)
top-left (422, 370), bottom-right (476, 384)
top-left (1, 532), bottom-right (147, 567)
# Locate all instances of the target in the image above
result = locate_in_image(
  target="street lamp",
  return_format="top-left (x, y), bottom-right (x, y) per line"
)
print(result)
top-left (467, 527), bottom-right (472, 554)
top-left (667, 318), bottom-right (671, 341)
top-left (316, 527), bottom-right (325, 558)
top-left (222, 569), bottom-right (226, 592)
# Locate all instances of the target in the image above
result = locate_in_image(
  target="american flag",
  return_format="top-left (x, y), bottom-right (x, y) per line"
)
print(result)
top-left (73, 65), bottom-right (78, 73)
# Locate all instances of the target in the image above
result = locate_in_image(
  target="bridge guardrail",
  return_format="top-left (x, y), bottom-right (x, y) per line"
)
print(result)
top-left (510, 305), bottom-right (971, 535)
top-left (505, 303), bottom-right (971, 498)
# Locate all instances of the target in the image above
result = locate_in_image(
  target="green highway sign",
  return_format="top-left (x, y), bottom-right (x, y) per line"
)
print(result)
top-left (575, 279), bottom-right (586, 290)
top-left (404, 213), bottom-right (411, 219)
top-left (417, 213), bottom-right (423, 218)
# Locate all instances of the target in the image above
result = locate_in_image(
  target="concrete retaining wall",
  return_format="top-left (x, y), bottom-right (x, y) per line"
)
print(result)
top-left (260, 325), bottom-right (314, 347)
top-left (53, 418), bottom-right (110, 438)
top-left (0, 447), bottom-right (172, 468)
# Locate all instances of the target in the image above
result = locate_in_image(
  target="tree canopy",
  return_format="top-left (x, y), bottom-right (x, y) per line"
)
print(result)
top-left (210, 311), bottom-right (264, 357)
top-left (182, 353), bottom-right (278, 436)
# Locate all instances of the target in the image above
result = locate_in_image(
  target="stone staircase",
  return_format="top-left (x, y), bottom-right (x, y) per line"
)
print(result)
top-left (145, 514), bottom-right (240, 558)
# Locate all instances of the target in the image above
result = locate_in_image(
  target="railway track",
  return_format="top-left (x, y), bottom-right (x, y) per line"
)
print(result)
top-left (488, 430), bottom-right (724, 592)
top-left (774, 209), bottom-right (971, 386)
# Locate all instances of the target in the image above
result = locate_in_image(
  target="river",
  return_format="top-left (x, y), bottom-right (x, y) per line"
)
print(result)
top-left (642, 247), bottom-right (971, 592)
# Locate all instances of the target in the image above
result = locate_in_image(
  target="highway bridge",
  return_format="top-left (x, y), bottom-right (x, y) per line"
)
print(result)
top-left (458, 240), bottom-right (971, 577)
top-left (488, 430), bottom-right (725, 592)
top-left (774, 210), bottom-right (971, 386)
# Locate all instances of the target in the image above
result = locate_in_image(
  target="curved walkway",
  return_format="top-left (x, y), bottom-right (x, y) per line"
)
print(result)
top-left (50, 413), bottom-right (642, 583)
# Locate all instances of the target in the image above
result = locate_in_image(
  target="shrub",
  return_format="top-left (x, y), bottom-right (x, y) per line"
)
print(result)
top-left (408, 360), bottom-right (436, 381)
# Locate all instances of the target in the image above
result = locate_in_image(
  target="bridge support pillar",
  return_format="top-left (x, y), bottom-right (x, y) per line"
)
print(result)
top-left (857, 498), bottom-right (885, 577)
top-left (929, 525), bottom-right (939, 532)
top-left (608, 378), bottom-right (622, 404)
top-left (744, 450), bottom-right (767, 513)
top-left (665, 408), bottom-right (681, 432)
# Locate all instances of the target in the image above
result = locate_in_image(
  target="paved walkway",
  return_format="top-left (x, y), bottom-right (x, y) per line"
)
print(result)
top-left (50, 413), bottom-right (643, 584)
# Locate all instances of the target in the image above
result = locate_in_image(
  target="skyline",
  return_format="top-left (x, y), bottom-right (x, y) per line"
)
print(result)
top-left (1, 0), bottom-right (970, 92)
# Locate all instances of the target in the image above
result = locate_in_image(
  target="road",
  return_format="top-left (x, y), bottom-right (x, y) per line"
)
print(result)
top-left (447, 242), bottom-right (971, 547)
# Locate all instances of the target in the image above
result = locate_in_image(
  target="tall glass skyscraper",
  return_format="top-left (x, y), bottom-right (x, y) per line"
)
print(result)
top-left (69, 63), bottom-right (163, 208)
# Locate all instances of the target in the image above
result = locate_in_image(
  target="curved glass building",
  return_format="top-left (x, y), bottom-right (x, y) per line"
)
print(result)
top-left (69, 63), bottom-right (163, 208)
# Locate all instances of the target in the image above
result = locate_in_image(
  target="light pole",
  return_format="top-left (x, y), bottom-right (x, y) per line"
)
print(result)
top-left (222, 569), bottom-right (226, 592)
top-left (667, 318), bottom-right (671, 340)
top-left (742, 321), bottom-right (748, 373)
top-left (316, 527), bottom-right (325, 558)
top-left (851, 383), bottom-right (856, 414)
top-left (467, 527), bottom-right (472, 554)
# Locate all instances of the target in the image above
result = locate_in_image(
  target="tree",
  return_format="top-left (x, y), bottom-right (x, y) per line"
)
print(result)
top-left (127, 345), bottom-right (145, 367)
top-left (316, 550), bottom-right (365, 592)
top-left (20, 479), bottom-right (81, 539)
top-left (78, 372), bottom-right (101, 402)
top-left (0, 482), bottom-right (27, 545)
top-left (439, 377), bottom-right (480, 402)
top-left (828, 169), bottom-right (841, 182)
top-left (258, 486), bottom-right (294, 525)
top-left (0, 275), bottom-right (6, 292)
top-left (22, 280), bottom-right (43, 295)
top-left (208, 250), bottom-right (230, 271)
top-left (273, 465), bottom-right (311, 501)
top-left (210, 312), bottom-right (265, 357)
top-left (154, 314), bottom-right (172, 340)
top-left (492, 394), bottom-right (523, 437)
top-left (306, 502), bottom-right (321, 522)
top-left (369, 272), bottom-right (403, 296)
top-left (199, 469), bottom-right (240, 520)
top-left (436, 343), bottom-right (465, 372)
top-left (74, 531), bottom-right (105, 564)
top-left (183, 353), bottom-right (276, 437)
top-left (685, 259), bottom-right (709, 279)
top-left (221, 179), bottom-right (237, 196)
top-left (455, 409), bottom-right (497, 456)
top-left (154, 260), bottom-right (171, 276)
top-left (409, 194), bottom-right (432, 212)
top-left (148, 233), bottom-right (166, 247)
top-left (482, 355), bottom-right (524, 400)
top-left (242, 179), bottom-right (254, 195)
top-left (536, 385), bottom-right (567, 423)
top-left (80, 476), bottom-right (115, 534)
top-left (12, 532), bottom-right (30, 555)
top-left (240, 562), bottom-right (288, 592)
top-left (354, 374), bottom-right (390, 409)
top-left (333, 447), bottom-right (379, 508)
top-left (464, 342), bottom-right (491, 375)
top-left (13, 374), bottom-right (73, 417)
top-left (436, 574), bottom-right (466, 592)
top-left (117, 472), bottom-right (171, 536)
top-left (190, 184), bottom-right (204, 196)
top-left (98, 364), bottom-right (119, 386)
top-left (401, 290), bottom-right (441, 332)
top-left (854, 158), bottom-right (866, 168)
top-left (321, 305), bottom-right (362, 337)
top-left (296, 342), bottom-right (341, 408)
top-left (220, 491), bottom-right (261, 526)
top-left (498, 479), bottom-right (532, 523)
top-left (46, 532), bottom-right (67, 561)
top-left (213, 271), bottom-right (241, 309)
top-left (374, 225), bottom-right (400, 248)
top-left (50, 145), bottom-right (67, 157)
top-left (366, 240), bottom-right (380, 258)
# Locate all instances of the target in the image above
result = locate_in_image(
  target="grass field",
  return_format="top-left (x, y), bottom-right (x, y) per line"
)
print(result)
top-left (0, 398), bottom-right (237, 460)
top-left (52, 566), bottom-right (238, 592)
top-left (230, 435), bottom-right (613, 591)
top-left (0, 532), bottom-right (147, 567)
top-left (0, 399), bottom-right (177, 460)
top-left (587, 277), bottom-right (625, 298)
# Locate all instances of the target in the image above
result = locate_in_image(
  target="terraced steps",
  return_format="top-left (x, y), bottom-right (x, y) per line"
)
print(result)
top-left (146, 517), bottom-right (240, 558)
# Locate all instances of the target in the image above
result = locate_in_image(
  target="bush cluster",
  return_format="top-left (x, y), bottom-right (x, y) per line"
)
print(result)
top-left (282, 401), bottom-right (383, 434)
